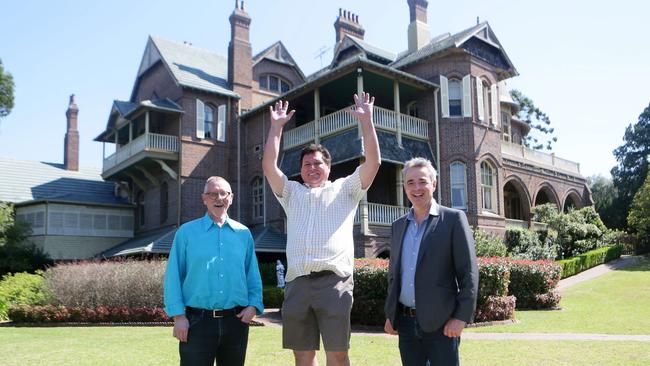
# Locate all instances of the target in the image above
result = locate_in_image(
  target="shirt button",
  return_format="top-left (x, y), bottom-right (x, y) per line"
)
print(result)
top-left (220, 243), bottom-right (223, 246)
top-left (220, 258), bottom-right (224, 261)
top-left (220, 274), bottom-right (224, 278)
top-left (219, 290), bottom-right (223, 294)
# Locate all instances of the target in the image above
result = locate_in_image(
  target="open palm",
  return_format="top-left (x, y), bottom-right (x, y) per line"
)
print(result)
top-left (349, 92), bottom-right (375, 124)
top-left (270, 100), bottom-right (295, 127)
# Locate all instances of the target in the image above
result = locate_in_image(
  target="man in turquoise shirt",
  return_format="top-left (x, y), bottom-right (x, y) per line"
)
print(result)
top-left (164, 176), bottom-right (263, 366)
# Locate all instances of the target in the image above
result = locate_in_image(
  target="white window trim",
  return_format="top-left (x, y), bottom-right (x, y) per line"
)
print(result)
top-left (196, 99), bottom-right (205, 138)
top-left (450, 162), bottom-right (467, 209)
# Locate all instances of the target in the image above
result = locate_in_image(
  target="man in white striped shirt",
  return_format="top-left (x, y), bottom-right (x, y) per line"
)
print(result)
top-left (263, 92), bottom-right (381, 366)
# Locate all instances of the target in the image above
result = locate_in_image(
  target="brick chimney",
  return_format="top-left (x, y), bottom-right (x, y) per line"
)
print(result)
top-left (334, 8), bottom-right (365, 43)
top-left (64, 94), bottom-right (79, 171)
top-left (228, 0), bottom-right (253, 110)
top-left (407, 0), bottom-right (431, 53)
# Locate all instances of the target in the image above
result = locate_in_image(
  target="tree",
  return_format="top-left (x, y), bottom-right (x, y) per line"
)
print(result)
top-left (0, 58), bottom-right (14, 118)
top-left (586, 174), bottom-right (626, 229)
top-left (510, 89), bottom-right (557, 151)
top-left (0, 203), bottom-right (52, 277)
top-left (627, 168), bottom-right (650, 253)
top-left (611, 103), bottom-right (650, 230)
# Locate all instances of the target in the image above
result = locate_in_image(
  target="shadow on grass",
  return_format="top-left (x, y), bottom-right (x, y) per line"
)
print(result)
top-left (614, 256), bottom-right (650, 272)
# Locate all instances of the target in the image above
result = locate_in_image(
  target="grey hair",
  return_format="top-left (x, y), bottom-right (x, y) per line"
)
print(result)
top-left (203, 176), bottom-right (231, 193)
top-left (401, 157), bottom-right (437, 182)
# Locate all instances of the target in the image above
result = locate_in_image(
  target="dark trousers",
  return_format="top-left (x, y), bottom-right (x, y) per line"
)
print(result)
top-left (396, 314), bottom-right (460, 366)
top-left (179, 311), bottom-right (249, 366)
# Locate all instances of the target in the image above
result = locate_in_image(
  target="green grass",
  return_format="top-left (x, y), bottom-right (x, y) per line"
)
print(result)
top-left (468, 257), bottom-right (650, 334)
top-left (1, 326), bottom-right (650, 365)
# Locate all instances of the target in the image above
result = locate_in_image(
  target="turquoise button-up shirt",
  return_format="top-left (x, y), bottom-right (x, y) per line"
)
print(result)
top-left (163, 213), bottom-right (264, 317)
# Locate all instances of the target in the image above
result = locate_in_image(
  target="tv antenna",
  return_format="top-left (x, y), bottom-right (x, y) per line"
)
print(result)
top-left (314, 45), bottom-right (331, 67)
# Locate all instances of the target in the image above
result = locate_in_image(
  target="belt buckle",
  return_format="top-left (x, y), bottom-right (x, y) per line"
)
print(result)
top-left (212, 309), bottom-right (223, 318)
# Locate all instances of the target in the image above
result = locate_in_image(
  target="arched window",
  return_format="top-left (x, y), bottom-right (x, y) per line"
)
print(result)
top-left (160, 182), bottom-right (168, 224)
top-left (480, 161), bottom-right (497, 213)
top-left (450, 162), bottom-right (467, 209)
top-left (204, 104), bottom-right (215, 139)
top-left (448, 79), bottom-right (462, 116)
top-left (252, 176), bottom-right (263, 219)
top-left (136, 191), bottom-right (145, 228)
top-left (259, 74), bottom-right (291, 93)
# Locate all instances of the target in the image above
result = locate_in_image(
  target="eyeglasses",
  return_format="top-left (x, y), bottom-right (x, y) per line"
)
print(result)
top-left (203, 191), bottom-right (231, 200)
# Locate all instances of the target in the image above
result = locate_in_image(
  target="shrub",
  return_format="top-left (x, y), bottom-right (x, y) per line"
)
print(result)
top-left (506, 227), bottom-right (558, 260)
top-left (558, 245), bottom-right (623, 278)
top-left (263, 287), bottom-right (284, 308)
top-left (507, 260), bottom-right (561, 309)
top-left (43, 259), bottom-right (165, 308)
top-left (258, 261), bottom-right (284, 288)
top-left (0, 271), bottom-right (50, 320)
top-left (351, 259), bottom-right (389, 326)
top-left (0, 203), bottom-right (52, 277)
top-left (7, 304), bottom-right (169, 323)
top-left (474, 295), bottom-right (516, 323)
top-left (476, 258), bottom-right (510, 306)
top-left (473, 229), bottom-right (507, 257)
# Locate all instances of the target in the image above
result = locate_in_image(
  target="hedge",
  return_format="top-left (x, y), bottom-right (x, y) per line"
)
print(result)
top-left (262, 286), bottom-right (284, 309)
top-left (8, 304), bottom-right (169, 323)
top-left (558, 245), bottom-right (623, 278)
top-left (0, 271), bottom-right (50, 320)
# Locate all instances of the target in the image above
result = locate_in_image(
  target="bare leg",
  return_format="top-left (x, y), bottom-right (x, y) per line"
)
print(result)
top-left (294, 350), bottom-right (318, 366)
top-left (325, 351), bottom-right (350, 366)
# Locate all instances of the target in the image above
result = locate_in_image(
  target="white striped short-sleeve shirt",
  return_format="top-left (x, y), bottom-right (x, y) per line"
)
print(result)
top-left (275, 167), bottom-right (367, 282)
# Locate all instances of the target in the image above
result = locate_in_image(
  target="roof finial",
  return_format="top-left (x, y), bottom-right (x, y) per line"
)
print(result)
top-left (69, 94), bottom-right (76, 106)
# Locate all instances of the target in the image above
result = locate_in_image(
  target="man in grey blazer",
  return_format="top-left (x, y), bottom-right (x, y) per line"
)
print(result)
top-left (384, 157), bottom-right (478, 366)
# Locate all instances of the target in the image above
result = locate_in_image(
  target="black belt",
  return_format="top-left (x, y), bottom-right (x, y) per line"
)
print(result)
top-left (400, 305), bottom-right (417, 317)
top-left (307, 270), bottom-right (335, 278)
top-left (186, 306), bottom-right (242, 318)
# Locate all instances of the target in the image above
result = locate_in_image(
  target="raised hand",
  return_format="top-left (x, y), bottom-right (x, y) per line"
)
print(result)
top-left (348, 92), bottom-right (375, 124)
top-left (269, 100), bottom-right (295, 128)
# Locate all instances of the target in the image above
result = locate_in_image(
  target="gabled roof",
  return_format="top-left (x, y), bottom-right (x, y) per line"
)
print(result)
top-left (0, 157), bottom-right (130, 207)
top-left (133, 36), bottom-right (239, 100)
top-left (253, 41), bottom-right (305, 79)
top-left (94, 98), bottom-right (184, 142)
top-left (333, 35), bottom-right (397, 65)
top-left (391, 22), bottom-right (518, 77)
top-left (250, 225), bottom-right (287, 253)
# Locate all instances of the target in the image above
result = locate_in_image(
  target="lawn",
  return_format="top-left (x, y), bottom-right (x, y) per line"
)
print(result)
top-left (0, 258), bottom-right (648, 365)
top-left (468, 257), bottom-right (650, 334)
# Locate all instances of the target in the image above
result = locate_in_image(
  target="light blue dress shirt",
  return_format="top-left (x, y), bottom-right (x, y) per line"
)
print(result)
top-left (163, 213), bottom-right (264, 317)
top-left (399, 201), bottom-right (439, 308)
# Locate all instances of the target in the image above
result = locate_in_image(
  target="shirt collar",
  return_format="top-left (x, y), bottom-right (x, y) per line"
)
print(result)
top-left (201, 212), bottom-right (232, 231)
top-left (302, 180), bottom-right (332, 189)
top-left (406, 199), bottom-right (439, 222)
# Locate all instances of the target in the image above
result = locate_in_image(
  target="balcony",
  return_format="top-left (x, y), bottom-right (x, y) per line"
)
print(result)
top-left (282, 106), bottom-right (429, 151)
top-left (102, 132), bottom-right (179, 177)
top-left (501, 141), bottom-right (580, 175)
top-left (355, 203), bottom-right (409, 226)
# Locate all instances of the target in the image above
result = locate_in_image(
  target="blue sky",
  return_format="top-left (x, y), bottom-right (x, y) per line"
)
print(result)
top-left (1, 0), bottom-right (648, 178)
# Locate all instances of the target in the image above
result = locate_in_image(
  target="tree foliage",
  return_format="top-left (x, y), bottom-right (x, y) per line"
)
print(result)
top-left (510, 89), bottom-right (557, 151)
top-left (586, 175), bottom-right (626, 229)
top-left (0, 203), bottom-right (52, 277)
top-left (611, 103), bottom-right (650, 230)
top-left (627, 168), bottom-right (650, 251)
top-left (0, 58), bottom-right (14, 118)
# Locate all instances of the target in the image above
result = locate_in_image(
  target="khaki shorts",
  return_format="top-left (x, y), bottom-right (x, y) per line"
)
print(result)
top-left (282, 271), bottom-right (353, 351)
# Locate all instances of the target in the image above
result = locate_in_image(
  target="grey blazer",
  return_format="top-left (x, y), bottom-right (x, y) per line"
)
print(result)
top-left (384, 205), bottom-right (479, 332)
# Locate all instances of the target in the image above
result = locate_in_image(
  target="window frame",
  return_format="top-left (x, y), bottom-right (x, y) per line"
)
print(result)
top-left (252, 176), bottom-right (263, 219)
top-left (204, 104), bottom-right (215, 139)
top-left (450, 161), bottom-right (467, 210)
top-left (480, 161), bottom-right (497, 213)
top-left (448, 78), bottom-right (462, 117)
top-left (259, 74), bottom-right (291, 94)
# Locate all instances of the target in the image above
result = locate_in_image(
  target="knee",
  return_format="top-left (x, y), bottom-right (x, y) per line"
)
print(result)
top-left (326, 351), bottom-right (349, 364)
top-left (293, 350), bottom-right (316, 364)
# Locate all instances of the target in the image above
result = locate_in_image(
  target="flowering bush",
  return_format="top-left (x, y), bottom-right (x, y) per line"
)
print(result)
top-left (474, 295), bottom-right (516, 323)
top-left (352, 258), bottom-right (389, 325)
top-left (507, 259), bottom-right (561, 309)
top-left (8, 304), bottom-right (169, 323)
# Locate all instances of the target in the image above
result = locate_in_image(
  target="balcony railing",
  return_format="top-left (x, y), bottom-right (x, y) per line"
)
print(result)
top-left (501, 141), bottom-right (580, 174)
top-left (283, 106), bottom-right (429, 150)
top-left (103, 132), bottom-right (179, 172)
top-left (355, 203), bottom-right (409, 226)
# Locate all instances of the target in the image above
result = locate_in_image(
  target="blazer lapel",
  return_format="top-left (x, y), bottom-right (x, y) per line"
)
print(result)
top-left (392, 216), bottom-right (409, 281)
top-left (416, 211), bottom-right (441, 266)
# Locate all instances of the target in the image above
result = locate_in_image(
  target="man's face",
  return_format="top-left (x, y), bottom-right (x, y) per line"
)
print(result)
top-left (202, 179), bottom-right (233, 220)
top-left (404, 166), bottom-right (437, 210)
top-left (301, 151), bottom-right (331, 188)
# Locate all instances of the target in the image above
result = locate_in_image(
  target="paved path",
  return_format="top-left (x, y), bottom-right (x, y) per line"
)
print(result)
top-left (256, 255), bottom-right (649, 341)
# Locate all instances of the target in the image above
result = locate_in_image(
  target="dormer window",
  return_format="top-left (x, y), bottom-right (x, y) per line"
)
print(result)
top-left (260, 74), bottom-right (291, 93)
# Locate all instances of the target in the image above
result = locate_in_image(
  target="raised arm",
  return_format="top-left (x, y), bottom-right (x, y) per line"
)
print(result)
top-left (348, 92), bottom-right (381, 189)
top-left (262, 100), bottom-right (295, 197)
